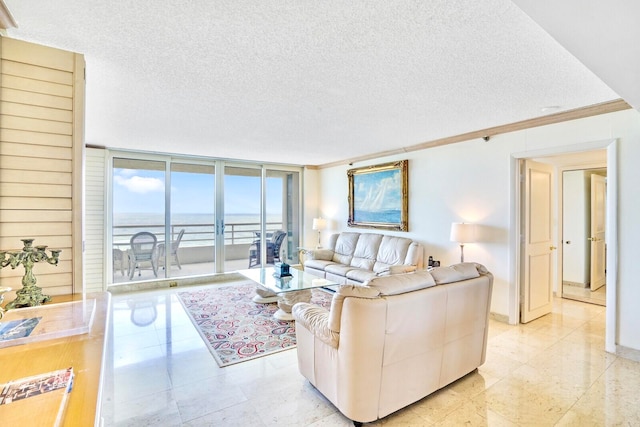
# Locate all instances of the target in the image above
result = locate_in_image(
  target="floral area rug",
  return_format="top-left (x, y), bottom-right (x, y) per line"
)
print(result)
top-left (176, 281), bottom-right (332, 367)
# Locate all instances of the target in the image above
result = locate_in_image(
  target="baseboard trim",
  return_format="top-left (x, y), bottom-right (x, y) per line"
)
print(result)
top-left (616, 344), bottom-right (640, 363)
top-left (490, 312), bottom-right (509, 323)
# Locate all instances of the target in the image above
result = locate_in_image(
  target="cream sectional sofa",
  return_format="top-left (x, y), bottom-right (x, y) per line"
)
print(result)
top-left (293, 263), bottom-right (493, 425)
top-left (303, 232), bottom-right (424, 284)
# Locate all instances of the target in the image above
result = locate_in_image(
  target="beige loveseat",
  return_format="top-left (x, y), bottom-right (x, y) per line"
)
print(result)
top-left (292, 263), bottom-right (493, 425)
top-left (304, 232), bottom-right (424, 285)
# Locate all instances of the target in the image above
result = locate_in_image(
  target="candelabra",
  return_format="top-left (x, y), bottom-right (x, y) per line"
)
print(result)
top-left (0, 286), bottom-right (11, 319)
top-left (0, 238), bottom-right (61, 310)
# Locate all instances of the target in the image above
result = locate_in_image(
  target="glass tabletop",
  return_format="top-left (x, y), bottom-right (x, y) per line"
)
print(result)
top-left (237, 267), bottom-right (337, 294)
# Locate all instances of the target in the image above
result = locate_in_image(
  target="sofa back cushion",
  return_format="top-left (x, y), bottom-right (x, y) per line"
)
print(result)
top-left (373, 235), bottom-right (413, 272)
top-left (350, 233), bottom-right (383, 270)
top-left (429, 262), bottom-right (480, 285)
top-left (366, 270), bottom-right (436, 295)
top-left (328, 271), bottom-right (436, 332)
top-left (332, 232), bottom-right (360, 265)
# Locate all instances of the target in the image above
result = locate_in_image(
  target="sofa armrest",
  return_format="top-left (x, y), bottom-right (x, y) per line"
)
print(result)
top-left (292, 302), bottom-right (339, 348)
top-left (376, 264), bottom-right (418, 276)
top-left (305, 249), bottom-right (334, 261)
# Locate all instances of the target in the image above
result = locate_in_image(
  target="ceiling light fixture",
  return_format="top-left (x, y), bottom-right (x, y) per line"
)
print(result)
top-left (540, 105), bottom-right (561, 113)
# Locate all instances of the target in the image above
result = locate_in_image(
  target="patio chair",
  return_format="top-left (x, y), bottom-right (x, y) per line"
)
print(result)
top-left (248, 230), bottom-right (287, 268)
top-left (128, 231), bottom-right (158, 279)
top-left (271, 230), bottom-right (286, 263)
top-left (113, 248), bottom-right (126, 276)
top-left (157, 228), bottom-right (185, 270)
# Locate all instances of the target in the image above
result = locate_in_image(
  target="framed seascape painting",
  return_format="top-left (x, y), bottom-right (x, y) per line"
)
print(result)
top-left (348, 160), bottom-right (408, 231)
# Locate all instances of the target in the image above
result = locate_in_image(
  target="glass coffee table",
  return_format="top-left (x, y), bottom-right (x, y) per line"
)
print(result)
top-left (238, 267), bottom-right (337, 321)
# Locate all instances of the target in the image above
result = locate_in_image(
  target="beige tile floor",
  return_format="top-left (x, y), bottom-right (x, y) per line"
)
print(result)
top-left (100, 283), bottom-right (640, 426)
top-left (562, 283), bottom-right (606, 306)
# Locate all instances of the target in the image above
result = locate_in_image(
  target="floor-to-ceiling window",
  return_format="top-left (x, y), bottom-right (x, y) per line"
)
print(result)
top-left (110, 154), bottom-right (302, 283)
top-left (224, 166), bottom-right (263, 271)
top-left (266, 168), bottom-right (301, 265)
top-left (169, 163), bottom-right (216, 277)
top-left (112, 158), bottom-right (166, 281)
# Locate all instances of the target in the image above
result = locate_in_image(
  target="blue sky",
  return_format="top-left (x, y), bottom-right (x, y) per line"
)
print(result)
top-left (113, 169), bottom-right (283, 216)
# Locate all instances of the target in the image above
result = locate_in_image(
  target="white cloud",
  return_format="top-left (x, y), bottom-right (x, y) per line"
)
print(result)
top-left (119, 169), bottom-right (138, 177)
top-left (114, 175), bottom-right (164, 194)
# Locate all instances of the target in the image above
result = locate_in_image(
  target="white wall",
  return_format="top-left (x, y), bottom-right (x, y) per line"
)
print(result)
top-left (302, 166), bottom-right (321, 249)
top-left (314, 108), bottom-right (640, 353)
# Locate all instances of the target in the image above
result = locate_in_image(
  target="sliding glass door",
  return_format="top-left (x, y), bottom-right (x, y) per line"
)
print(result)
top-left (110, 154), bottom-right (301, 283)
top-left (168, 163), bottom-right (216, 278)
top-left (223, 166), bottom-right (262, 271)
top-left (266, 169), bottom-right (301, 265)
top-left (112, 158), bottom-right (166, 281)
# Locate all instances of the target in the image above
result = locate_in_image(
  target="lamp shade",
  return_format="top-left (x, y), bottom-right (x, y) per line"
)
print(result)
top-left (450, 223), bottom-right (477, 243)
top-left (312, 217), bottom-right (327, 231)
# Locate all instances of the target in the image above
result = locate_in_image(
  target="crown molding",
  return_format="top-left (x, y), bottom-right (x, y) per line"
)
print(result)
top-left (317, 99), bottom-right (632, 169)
top-left (0, 0), bottom-right (17, 30)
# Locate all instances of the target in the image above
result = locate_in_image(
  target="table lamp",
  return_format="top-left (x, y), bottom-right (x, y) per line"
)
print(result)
top-left (450, 222), bottom-right (477, 263)
top-left (312, 217), bottom-right (326, 249)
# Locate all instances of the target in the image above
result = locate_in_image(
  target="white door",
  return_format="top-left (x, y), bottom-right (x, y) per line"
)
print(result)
top-left (589, 174), bottom-right (606, 291)
top-left (521, 160), bottom-right (556, 323)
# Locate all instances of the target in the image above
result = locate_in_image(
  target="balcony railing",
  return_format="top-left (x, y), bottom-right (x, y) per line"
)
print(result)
top-left (113, 222), bottom-right (284, 248)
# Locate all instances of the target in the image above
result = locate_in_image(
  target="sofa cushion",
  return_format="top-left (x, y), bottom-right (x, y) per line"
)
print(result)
top-left (346, 268), bottom-right (377, 283)
top-left (365, 270), bottom-right (436, 296)
top-left (429, 262), bottom-right (480, 285)
top-left (304, 259), bottom-right (338, 271)
top-left (325, 263), bottom-right (354, 277)
top-left (332, 232), bottom-right (360, 265)
top-left (326, 272), bottom-right (349, 285)
top-left (373, 236), bottom-right (413, 272)
top-left (350, 233), bottom-right (383, 270)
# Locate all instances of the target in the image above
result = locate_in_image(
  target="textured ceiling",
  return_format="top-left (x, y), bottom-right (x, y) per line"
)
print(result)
top-left (513, 0), bottom-right (640, 111)
top-left (4, 0), bottom-right (620, 166)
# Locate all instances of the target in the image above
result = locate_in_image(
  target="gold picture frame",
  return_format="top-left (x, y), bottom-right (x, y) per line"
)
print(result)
top-left (348, 160), bottom-right (408, 231)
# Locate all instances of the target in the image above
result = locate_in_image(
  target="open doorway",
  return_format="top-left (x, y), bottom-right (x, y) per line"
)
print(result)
top-left (561, 168), bottom-right (607, 306)
top-left (512, 140), bottom-right (617, 352)
top-left (516, 147), bottom-right (609, 323)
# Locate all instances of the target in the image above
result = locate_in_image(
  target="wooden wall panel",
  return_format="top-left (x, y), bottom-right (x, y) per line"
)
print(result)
top-left (0, 182), bottom-right (72, 198)
top-left (0, 37), bottom-right (75, 71)
top-left (2, 60), bottom-right (73, 85)
top-left (1, 101), bottom-right (73, 122)
top-left (0, 169), bottom-right (72, 185)
top-left (0, 155), bottom-right (72, 172)
top-left (0, 209), bottom-right (73, 222)
top-left (0, 37), bottom-right (84, 302)
top-left (1, 115), bottom-right (73, 135)
top-left (0, 221), bottom-right (73, 236)
top-left (1, 87), bottom-right (73, 110)
top-left (2, 75), bottom-right (73, 97)
top-left (0, 235), bottom-right (72, 250)
top-left (0, 196), bottom-right (72, 210)
top-left (1, 142), bottom-right (71, 160)
top-left (1, 128), bottom-right (72, 147)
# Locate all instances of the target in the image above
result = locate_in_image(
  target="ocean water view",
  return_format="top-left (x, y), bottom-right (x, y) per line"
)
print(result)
top-left (113, 213), bottom-right (284, 246)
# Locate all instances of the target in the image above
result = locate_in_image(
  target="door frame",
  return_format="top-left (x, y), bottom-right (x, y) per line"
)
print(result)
top-left (510, 139), bottom-right (617, 353)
